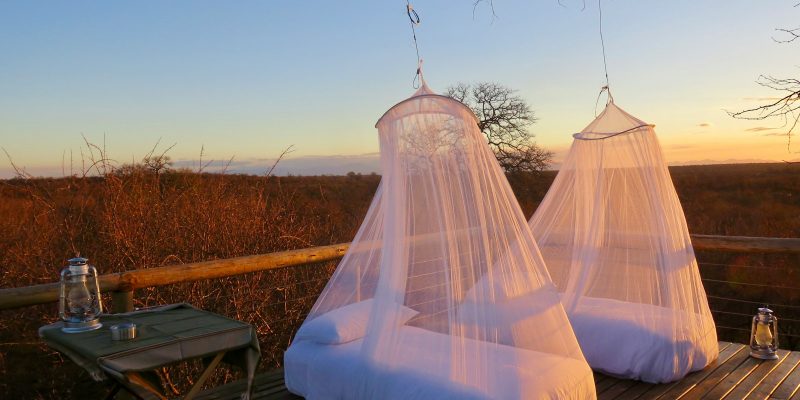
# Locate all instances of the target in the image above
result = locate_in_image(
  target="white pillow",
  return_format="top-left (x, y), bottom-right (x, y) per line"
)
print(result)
top-left (295, 299), bottom-right (418, 345)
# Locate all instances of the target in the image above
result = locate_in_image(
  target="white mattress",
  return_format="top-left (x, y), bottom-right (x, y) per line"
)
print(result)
top-left (568, 296), bottom-right (718, 383)
top-left (285, 325), bottom-right (595, 400)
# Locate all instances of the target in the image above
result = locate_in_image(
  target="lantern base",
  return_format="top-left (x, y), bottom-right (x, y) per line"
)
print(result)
top-left (61, 319), bottom-right (103, 333)
top-left (750, 348), bottom-right (779, 360)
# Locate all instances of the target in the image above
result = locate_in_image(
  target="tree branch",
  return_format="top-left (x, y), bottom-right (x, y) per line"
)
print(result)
top-left (445, 82), bottom-right (551, 173)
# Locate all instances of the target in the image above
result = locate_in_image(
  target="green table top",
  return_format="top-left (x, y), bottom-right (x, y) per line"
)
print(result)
top-left (40, 303), bottom-right (260, 399)
top-left (41, 303), bottom-right (251, 362)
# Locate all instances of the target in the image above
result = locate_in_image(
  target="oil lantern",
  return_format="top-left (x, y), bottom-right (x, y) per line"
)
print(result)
top-left (750, 306), bottom-right (779, 360)
top-left (58, 257), bottom-right (104, 333)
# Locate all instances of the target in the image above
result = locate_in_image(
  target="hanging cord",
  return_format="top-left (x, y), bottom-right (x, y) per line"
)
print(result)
top-left (595, 0), bottom-right (613, 115)
top-left (406, 1), bottom-right (423, 88)
top-left (594, 85), bottom-right (610, 116)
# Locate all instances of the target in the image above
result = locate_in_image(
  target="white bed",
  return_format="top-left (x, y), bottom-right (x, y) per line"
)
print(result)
top-left (285, 325), bottom-right (595, 400)
top-left (568, 296), bottom-right (718, 383)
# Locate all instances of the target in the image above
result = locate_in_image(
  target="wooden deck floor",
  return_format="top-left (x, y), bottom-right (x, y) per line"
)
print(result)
top-left (195, 342), bottom-right (800, 400)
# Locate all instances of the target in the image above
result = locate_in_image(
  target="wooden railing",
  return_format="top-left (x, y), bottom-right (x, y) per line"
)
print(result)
top-left (1, 234), bottom-right (798, 313)
top-left (0, 243), bottom-right (349, 312)
top-left (690, 234), bottom-right (800, 254)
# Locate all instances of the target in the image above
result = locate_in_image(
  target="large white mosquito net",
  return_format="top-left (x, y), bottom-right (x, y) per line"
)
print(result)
top-left (284, 79), bottom-right (595, 399)
top-left (529, 100), bottom-right (718, 383)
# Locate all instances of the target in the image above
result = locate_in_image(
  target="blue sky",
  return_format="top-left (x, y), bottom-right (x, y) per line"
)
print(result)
top-left (1, 1), bottom-right (798, 177)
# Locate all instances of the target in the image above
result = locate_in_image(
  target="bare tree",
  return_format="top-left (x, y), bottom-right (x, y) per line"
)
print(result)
top-left (142, 141), bottom-right (175, 176)
top-left (730, 3), bottom-right (800, 154)
top-left (472, 0), bottom-right (497, 20)
top-left (729, 76), bottom-right (800, 151)
top-left (446, 82), bottom-right (553, 173)
top-left (774, 27), bottom-right (800, 43)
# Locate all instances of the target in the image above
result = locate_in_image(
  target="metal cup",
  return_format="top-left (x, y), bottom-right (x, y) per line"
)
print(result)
top-left (110, 323), bottom-right (137, 341)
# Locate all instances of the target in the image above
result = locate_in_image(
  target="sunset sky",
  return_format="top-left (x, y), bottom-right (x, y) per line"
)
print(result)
top-left (1, 0), bottom-right (798, 177)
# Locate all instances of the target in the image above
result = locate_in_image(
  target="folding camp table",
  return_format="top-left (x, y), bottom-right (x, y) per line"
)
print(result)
top-left (39, 303), bottom-right (260, 400)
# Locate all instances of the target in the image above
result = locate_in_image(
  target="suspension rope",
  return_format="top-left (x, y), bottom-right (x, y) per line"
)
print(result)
top-left (405, 1), bottom-right (423, 88)
top-left (598, 0), bottom-right (610, 89)
top-left (595, 0), bottom-right (613, 113)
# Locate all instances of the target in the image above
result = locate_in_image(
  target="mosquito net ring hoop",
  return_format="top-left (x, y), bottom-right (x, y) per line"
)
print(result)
top-left (374, 93), bottom-right (479, 127)
top-left (572, 123), bottom-right (655, 141)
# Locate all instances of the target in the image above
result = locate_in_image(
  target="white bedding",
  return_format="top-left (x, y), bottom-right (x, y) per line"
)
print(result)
top-left (285, 325), bottom-right (595, 400)
top-left (568, 296), bottom-right (718, 383)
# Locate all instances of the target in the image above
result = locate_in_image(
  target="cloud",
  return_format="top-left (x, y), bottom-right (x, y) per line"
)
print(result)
top-left (173, 153), bottom-right (382, 176)
top-left (697, 123), bottom-right (711, 128)
top-left (745, 126), bottom-right (776, 132)
top-left (0, 165), bottom-right (76, 179)
top-left (0, 153), bottom-right (382, 179)
top-left (668, 158), bottom-right (786, 166)
top-left (762, 132), bottom-right (790, 137)
top-left (743, 126), bottom-right (790, 136)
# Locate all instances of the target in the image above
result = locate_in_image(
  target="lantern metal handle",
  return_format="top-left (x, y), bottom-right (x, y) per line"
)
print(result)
top-left (58, 269), bottom-right (68, 320)
top-left (90, 266), bottom-right (104, 315)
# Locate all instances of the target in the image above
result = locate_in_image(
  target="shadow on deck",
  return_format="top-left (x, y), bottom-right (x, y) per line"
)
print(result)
top-left (195, 342), bottom-right (800, 400)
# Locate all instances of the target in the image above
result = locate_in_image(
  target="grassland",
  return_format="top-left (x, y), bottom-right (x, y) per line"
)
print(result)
top-left (0, 162), bottom-right (798, 398)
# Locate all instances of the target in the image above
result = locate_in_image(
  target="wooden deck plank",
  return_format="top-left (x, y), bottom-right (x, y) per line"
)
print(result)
top-left (613, 381), bottom-right (655, 400)
top-left (592, 342), bottom-right (733, 400)
top-left (636, 341), bottom-right (742, 400)
top-left (195, 371), bottom-right (287, 400)
top-left (618, 381), bottom-right (658, 400)
top-left (260, 393), bottom-right (301, 400)
top-left (726, 349), bottom-right (791, 399)
top-left (596, 375), bottom-right (624, 394)
top-left (747, 352), bottom-right (800, 400)
top-left (677, 344), bottom-right (753, 400)
top-left (658, 342), bottom-right (744, 399)
top-left (193, 342), bottom-right (800, 400)
top-left (664, 342), bottom-right (741, 400)
top-left (770, 360), bottom-right (800, 400)
top-left (700, 355), bottom-right (768, 399)
top-left (252, 378), bottom-right (295, 396)
top-left (598, 379), bottom-right (639, 400)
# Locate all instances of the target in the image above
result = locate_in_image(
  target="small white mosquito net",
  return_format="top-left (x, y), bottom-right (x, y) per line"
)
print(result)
top-left (529, 100), bottom-right (718, 383)
top-left (284, 78), bottom-right (595, 399)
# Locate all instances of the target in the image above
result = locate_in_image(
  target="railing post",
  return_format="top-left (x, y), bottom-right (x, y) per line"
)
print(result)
top-left (111, 289), bottom-right (134, 313)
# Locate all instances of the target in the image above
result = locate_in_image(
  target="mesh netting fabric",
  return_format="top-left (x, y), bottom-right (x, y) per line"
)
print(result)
top-left (285, 80), bottom-right (595, 399)
top-left (529, 101), bottom-right (718, 383)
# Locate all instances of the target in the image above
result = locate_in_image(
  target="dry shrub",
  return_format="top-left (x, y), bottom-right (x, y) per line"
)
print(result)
top-left (0, 145), bottom-right (378, 398)
top-left (1, 153), bottom-right (799, 397)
